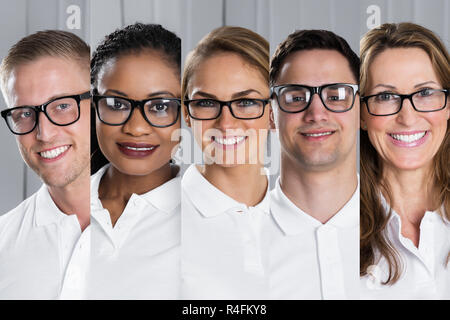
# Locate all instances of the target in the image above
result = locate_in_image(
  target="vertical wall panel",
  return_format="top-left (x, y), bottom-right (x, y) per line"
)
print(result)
top-left (90, 0), bottom-right (122, 49)
top-left (0, 0), bottom-right (27, 213)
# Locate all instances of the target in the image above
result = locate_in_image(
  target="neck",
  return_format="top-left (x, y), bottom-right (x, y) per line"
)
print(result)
top-left (382, 163), bottom-right (436, 225)
top-left (280, 152), bottom-right (357, 223)
top-left (47, 166), bottom-right (90, 231)
top-left (99, 162), bottom-right (177, 202)
top-left (200, 163), bottom-right (268, 207)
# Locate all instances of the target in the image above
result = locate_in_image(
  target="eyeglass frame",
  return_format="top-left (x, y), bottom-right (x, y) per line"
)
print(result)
top-left (361, 88), bottom-right (449, 116)
top-left (183, 98), bottom-right (270, 120)
top-left (92, 95), bottom-right (181, 127)
top-left (270, 83), bottom-right (359, 113)
top-left (0, 91), bottom-right (91, 135)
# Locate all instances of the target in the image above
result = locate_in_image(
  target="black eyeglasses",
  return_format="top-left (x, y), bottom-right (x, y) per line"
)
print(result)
top-left (92, 95), bottom-right (181, 127)
top-left (184, 98), bottom-right (270, 120)
top-left (271, 83), bottom-right (359, 113)
top-left (361, 88), bottom-right (448, 116)
top-left (1, 91), bottom-right (90, 135)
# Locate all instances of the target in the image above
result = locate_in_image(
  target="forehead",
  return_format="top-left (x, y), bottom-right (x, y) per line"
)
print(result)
top-left (368, 47), bottom-right (440, 90)
top-left (189, 52), bottom-right (268, 97)
top-left (276, 49), bottom-right (355, 86)
top-left (98, 52), bottom-right (180, 91)
top-left (7, 56), bottom-right (89, 107)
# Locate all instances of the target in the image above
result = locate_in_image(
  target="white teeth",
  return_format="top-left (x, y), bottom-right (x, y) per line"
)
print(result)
top-left (124, 146), bottom-right (155, 151)
top-left (389, 132), bottom-right (426, 143)
top-left (40, 146), bottom-right (69, 159)
top-left (303, 131), bottom-right (333, 137)
top-left (214, 136), bottom-right (246, 145)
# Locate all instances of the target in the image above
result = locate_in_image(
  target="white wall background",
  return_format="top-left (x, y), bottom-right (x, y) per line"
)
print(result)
top-left (0, 0), bottom-right (448, 213)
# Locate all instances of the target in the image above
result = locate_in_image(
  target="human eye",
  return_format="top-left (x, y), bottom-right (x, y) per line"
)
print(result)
top-left (55, 103), bottom-right (71, 110)
top-left (236, 99), bottom-right (258, 107)
top-left (193, 99), bottom-right (216, 107)
top-left (374, 92), bottom-right (397, 102)
top-left (104, 97), bottom-right (129, 111)
top-left (417, 88), bottom-right (436, 97)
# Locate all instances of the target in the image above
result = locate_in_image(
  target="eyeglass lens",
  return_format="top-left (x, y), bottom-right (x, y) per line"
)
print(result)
top-left (5, 97), bottom-right (79, 134)
top-left (97, 97), bottom-right (179, 126)
top-left (188, 99), bottom-right (265, 119)
top-left (278, 84), bottom-right (355, 112)
top-left (366, 89), bottom-right (447, 115)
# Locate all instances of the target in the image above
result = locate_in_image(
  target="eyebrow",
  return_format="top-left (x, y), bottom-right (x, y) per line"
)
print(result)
top-left (104, 89), bottom-right (177, 98)
top-left (372, 81), bottom-right (439, 91)
top-left (192, 89), bottom-right (263, 99)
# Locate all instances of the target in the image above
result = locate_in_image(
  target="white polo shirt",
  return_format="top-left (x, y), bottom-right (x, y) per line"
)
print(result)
top-left (0, 184), bottom-right (90, 300)
top-left (181, 164), bottom-right (271, 300)
top-left (267, 177), bottom-right (360, 299)
top-left (360, 196), bottom-right (450, 299)
top-left (87, 165), bottom-right (181, 299)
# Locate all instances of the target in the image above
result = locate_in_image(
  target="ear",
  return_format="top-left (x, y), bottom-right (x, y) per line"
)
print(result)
top-left (268, 101), bottom-right (277, 131)
top-left (182, 103), bottom-right (191, 127)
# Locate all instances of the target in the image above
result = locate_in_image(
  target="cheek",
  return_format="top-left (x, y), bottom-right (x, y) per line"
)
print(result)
top-left (96, 122), bottom-right (117, 156)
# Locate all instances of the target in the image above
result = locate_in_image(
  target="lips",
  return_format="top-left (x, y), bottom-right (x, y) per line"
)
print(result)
top-left (117, 142), bottom-right (158, 158)
top-left (38, 145), bottom-right (71, 162)
top-left (212, 135), bottom-right (247, 150)
top-left (300, 129), bottom-right (336, 140)
top-left (387, 130), bottom-right (428, 147)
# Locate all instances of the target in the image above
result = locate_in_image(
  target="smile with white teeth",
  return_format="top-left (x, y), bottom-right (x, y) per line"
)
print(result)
top-left (303, 131), bottom-right (334, 137)
top-left (123, 146), bottom-right (155, 151)
top-left (389, 132), bottom-right (426, 143)
top-left (214, 136), bottom-right (246, 145)
top-left (39, 145), bottom-right (70, 159)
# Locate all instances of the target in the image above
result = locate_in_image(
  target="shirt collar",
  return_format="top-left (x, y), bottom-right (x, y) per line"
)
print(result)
top-left (90, 164), bottom-right (180, 214)
top-left (270, 176), bottom-right (360, 235)
top-left (35, 184), bottom-right (67, 227)
top-left (182, 164), bottom-right (270, 218)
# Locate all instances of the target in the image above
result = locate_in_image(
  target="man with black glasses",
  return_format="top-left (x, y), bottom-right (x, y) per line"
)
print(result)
top-left (267, 30), bottom-right (360, 299)
top-left (0, 30), bottom-right (90, 299)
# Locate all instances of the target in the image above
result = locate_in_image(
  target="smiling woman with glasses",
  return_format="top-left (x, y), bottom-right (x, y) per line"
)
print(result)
top-left (87, 23), bottom-right (182, 299)
top-left (359, 22), bottom-right (450, 299)
top-left (181, 26), bottom-right (272, 299)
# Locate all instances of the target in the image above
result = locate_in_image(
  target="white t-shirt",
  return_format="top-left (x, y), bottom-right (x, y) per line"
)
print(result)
top-left (360, 196), bottom-right (450, 299)
top-left (267, 177), bottom-right (360, 299)
top-left (0, 184), bottom-right (90, 299)
top-left (87, 165), bottom-right (181, 299)
top-left (181, 164), bottom-right (271, 299)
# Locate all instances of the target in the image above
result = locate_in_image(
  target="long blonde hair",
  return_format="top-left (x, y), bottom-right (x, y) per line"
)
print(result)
top-left (360, 22), bottom-right (450, 284)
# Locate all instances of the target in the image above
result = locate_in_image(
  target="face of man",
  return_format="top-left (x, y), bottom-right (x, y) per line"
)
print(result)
top-left (5, 56), bottom-right (90, 188)
top-left (273, 49), bottom-right (359, 172)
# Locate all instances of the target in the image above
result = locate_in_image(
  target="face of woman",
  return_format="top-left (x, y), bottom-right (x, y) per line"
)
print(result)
top-left (185, 52), bottom-right (271, 167)
top-left (361, 47), bottom-right (449, 172)
top-left (96, 51), bottom-right (181, 176)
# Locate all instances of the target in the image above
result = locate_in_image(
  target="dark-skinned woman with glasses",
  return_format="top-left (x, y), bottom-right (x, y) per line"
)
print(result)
top-left (181, 26), bottom-right (273, 299)
top-left (88, 23), bottom-right (181, 299)
top-left (359, 23), bottom-right (449, 299)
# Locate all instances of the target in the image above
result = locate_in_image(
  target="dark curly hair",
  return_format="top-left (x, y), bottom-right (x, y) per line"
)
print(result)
top-left (270, 29), bottom-right (360, 86)
top-left (90, 23), bottom-right (181, 174)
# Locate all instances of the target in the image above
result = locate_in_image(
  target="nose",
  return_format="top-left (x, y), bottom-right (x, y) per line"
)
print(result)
top-left (395, 97), bottom-right (418, 126)
top-left (122, 107), bottom-right (153, 136)
top-left (216, 104), bottom-right (239, 130)
top-left (35, 112), bottom-right (59, 142)
top-left (302, 93), bottom-right (329, 123)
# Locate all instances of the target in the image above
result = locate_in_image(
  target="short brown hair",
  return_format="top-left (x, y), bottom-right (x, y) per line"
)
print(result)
top-left (182, 26), bottom-right (269, 100)
top-left (270, 29), bottom-right (360, 86)
top-left (0, 30), bottom-right (90, 104)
